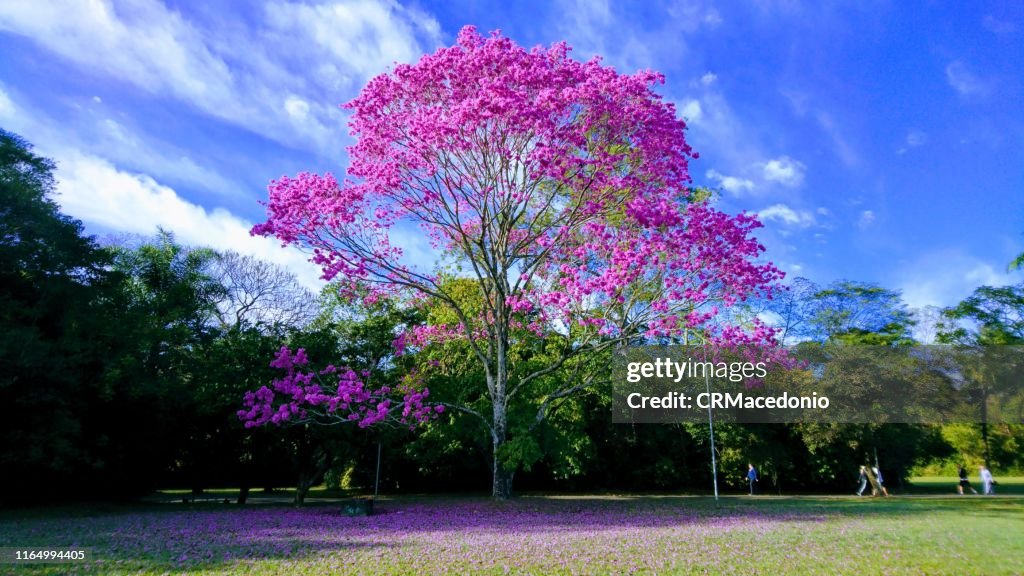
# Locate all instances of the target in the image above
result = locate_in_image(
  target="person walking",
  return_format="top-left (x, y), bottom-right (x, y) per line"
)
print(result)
top-left (958, 465), bottom-right (977, 495)
top-left (747, 463), bottom-right (758, 495)
top-left (856, 465), bottom-right (869, 496)
top-left (871, 465), bottom-right (890, 497)
top-left (980, 466), bottom-right (995, 495)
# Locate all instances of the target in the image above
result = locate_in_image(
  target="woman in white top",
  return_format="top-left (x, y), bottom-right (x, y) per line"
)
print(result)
top-left (980, 466), bottom-right (995, 495)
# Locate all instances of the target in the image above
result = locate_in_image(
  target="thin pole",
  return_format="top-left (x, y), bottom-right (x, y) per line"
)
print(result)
top-left (374, 441), bottom-right (382, 499)
top-left (707, 378), bottom-right (719, 501)
top-left (704, 346), bottom-right (719, 501)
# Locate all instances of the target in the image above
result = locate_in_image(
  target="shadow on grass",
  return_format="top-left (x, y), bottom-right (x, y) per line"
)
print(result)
top-left (0, 506), bottom-right (403, 574)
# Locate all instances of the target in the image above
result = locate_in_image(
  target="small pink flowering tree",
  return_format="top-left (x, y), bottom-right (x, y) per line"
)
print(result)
top-left (237, 345), bottom-right (440, 430)
top-left (237, 344), bottom-right (440, 506)
top-left (252, 27), bottom-right (783, 498)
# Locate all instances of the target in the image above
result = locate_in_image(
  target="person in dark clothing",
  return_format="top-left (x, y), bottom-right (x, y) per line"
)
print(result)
top-left (958, 465), bottom-right (978, 495)
top-left (747, 463), bottom-right (758, 495)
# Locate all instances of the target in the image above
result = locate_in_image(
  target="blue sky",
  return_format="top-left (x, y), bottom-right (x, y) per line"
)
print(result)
top-left (1, 0), bottom-right (1021, 309)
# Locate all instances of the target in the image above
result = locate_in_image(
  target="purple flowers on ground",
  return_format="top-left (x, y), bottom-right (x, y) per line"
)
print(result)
top-left (0, 498), bottom-right (833, 575)
top-left (4, 497), bottom-right (1021, 574)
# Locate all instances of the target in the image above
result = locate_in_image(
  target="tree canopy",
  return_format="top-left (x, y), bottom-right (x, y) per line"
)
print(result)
top-left (249, 27), bottom-right (783, 498)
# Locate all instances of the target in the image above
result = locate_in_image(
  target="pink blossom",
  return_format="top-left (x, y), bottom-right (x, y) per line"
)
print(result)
top-left (249, 27), bottom-right (783, 495)
top-left (238, 347), bottom-right (438, 429)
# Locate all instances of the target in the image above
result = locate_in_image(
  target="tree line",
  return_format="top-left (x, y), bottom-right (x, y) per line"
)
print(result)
top-left (3, 128), bottom-right (1021, 505)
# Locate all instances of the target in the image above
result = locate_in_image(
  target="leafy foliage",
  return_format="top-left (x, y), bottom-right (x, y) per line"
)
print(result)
top-left (0, 129), bottom-right (126, 499)
top-left (250, 27), bottom-right (782, 498)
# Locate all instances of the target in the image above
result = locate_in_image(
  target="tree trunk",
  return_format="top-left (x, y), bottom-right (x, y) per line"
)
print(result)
top-left (981, 383), bottom-right (991, 469)
top-left (294, 472), bottom-right (315, 507)
top-left (489, 314), bottom-right (515, 500)
top-left (294, 452), bottom-right (331, 507)
top-left (981, 421), bottom-right (991, 469)
top-left (237, 453), bottom-right (251, 504)
top-left (492, 457), bottom-right (514, 500)
top-left (491, 394), bottom-right (513, 500)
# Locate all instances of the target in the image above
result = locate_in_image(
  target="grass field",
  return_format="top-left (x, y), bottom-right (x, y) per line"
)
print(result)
top-left (2, 489), bottom-right (1023, 574)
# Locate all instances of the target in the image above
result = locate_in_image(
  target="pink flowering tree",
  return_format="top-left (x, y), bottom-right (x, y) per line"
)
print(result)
top-left (237, 345), bottom-right (440, 430)
top-left (252, 27), bottom-right (783, 498)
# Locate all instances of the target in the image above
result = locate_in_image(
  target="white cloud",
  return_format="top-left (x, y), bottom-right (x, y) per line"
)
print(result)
top-left (53, 151), bottom-right (325, 289)
top-left (906, 129), bottom-right (927, 147)
top-left (686, 89), bottom-right (793, 196)
top-left (702, 9), bottom-right (723, 27)
top-left (760, 156), bottom-right (806, 187)
top-left (51, 150), bottom-right (442, 290)
top-left (0, 1), bottom-right (232, 105)
top-left (0, 0), bottom-right (443, 155)
top-left (685, 69), bottom-right (817, 198)
top-left (982, 15), bottom-right (1016, 35)
top-left (857, 209), bottom-right (875, 229)
top-left (781, 91), bottom-right (858, 167)
top-left (815, 111), bottom-right (858, 167)
top-left (1, 88), bottom-right (244, 200)
top-left (666, 0), bottom-right (724, 30)
top-left (780, 88), bottom-right (808, 117)
top-left (555, 0), bottom-right (660, 72)
top-left (0, 86), bottom-right (14, 119)
top-left (897, 129), bottom-right (928, 154)
top-left (757, 203), bottom-right (815, 227)
top-left (264, 0), bottom-right (439, 81)
top-left (284, 95), bottom-right (311, 121)
top-left (945, 60), bottom-right (993, 97)
top-left (688, 92), bottom-right (750, 165)
top-left (99, 118), bottom-right (244, 197)
top-left (555, 0), bottom-right (721, 76)
top-left (679, 99), bottom-right (702, 123)
top-left (895, 249), bottom-right (1020, 309)
top-left (706, 168), bottom-right (755, 194)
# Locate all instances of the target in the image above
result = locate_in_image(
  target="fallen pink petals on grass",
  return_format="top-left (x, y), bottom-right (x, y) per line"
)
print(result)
top-left (3, 497), bottom-right (1023, 575)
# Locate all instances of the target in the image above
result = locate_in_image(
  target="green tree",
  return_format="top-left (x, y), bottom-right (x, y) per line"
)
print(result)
top-left (182, 251), bottom-right (319, 500)
top-left (90, 232), bottom-right (227, 494)
top-left (811, 281), bottom-right (915, 344)
top-left (762, 279), bottom-right (914, 345)
top-left (0, 129), bottom-right (123, 500)
top-left (937, 283), bottom-right (1024, 468)
top-left (939, 285), bottom-right (1024, 345)
top-left (761, 279), bottom-right (947, 489)
top-left (1009, 252), bottom-right (1023, 272)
